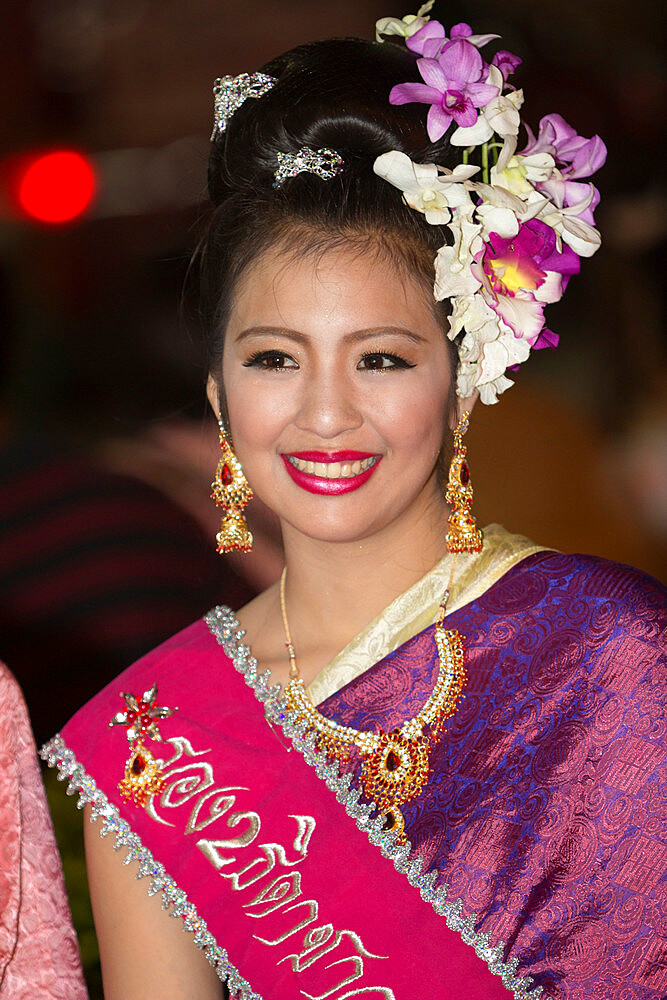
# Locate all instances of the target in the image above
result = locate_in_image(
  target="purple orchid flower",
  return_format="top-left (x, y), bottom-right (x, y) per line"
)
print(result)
top-left (522, 113), bottom-right (607, 179)
top-left (448, 22), bottom-right (501, 46)
top-left (406, 20), bottom-right (447, 58)
top-left (482, 225), bottom-right (548, 298)
top-left (521, 114), bottom-right (606, 226)
top-left (407, 21), bottom-right (500, 58)
top-left (532, 327), bottom-right (559, 350)
top-left (484, 220), bottom-right (580, 293)
top-left (491, 49), bottom-right (522, 82)
top-left (539, 177), bottom-right (602, 226)
top-left (479, 219), bottom-right (580, 349)
top-left (390, 39), bottom-right (499, 142)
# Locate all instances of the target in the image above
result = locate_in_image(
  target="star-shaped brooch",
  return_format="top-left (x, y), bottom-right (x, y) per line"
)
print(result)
top-left (109, 682), bottom-right (175, 742)
top-left (108, 683), bottom-right (177, 808)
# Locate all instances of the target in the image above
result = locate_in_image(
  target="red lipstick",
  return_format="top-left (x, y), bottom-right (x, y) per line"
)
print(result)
top-left (280, 452), bottom-right (382, 496)
top-left (289, 450), bottom-right (376, 462)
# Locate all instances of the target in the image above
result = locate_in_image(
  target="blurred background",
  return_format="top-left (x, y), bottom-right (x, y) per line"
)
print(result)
top-left (1, 0), bottom-right (665, 994)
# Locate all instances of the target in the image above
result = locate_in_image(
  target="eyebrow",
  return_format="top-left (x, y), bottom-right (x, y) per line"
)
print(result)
top-left (234, 326), bottom-right (427, 345)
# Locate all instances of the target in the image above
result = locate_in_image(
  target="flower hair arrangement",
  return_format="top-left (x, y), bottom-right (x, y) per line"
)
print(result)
top-left (374, 9), bottom-right (606, 403)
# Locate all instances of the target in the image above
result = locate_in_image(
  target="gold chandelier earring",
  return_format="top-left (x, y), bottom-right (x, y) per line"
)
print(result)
top-left (445, 411), bottom-right (483, 554)
top-left (211, 419), bottom-right (253, 553)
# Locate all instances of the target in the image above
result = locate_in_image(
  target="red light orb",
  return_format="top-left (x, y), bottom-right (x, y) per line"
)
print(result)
top-left (18, 150), bottom-right (96, 223)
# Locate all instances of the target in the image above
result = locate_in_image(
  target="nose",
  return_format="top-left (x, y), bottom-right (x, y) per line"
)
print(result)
top-left (293, 366), bottom-right (363, 441)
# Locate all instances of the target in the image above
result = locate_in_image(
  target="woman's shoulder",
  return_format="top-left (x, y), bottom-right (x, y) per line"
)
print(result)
top-left (511, 547), bottom-right (666, 611)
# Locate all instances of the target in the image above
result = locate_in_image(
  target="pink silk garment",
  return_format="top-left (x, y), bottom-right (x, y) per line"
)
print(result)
top-left (42, 551), bottom-right (667, 999)
top-left (0, 663), bottom-right (87, 999)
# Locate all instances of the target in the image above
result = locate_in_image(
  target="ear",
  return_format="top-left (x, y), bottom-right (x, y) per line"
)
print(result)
top-left (450, 389), bottom-right (479, 429)
top-left (206, 375), bottom-right (221, 422)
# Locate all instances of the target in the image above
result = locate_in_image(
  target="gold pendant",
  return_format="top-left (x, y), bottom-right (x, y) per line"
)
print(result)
top-left (118, 742), bottom-right (166, 807)
top-left (283, 627), bottom-right (466, 845)
top-left (360, 733), bottom-right (431, 815)
top-left (108, 683), bottom-right (177, 808)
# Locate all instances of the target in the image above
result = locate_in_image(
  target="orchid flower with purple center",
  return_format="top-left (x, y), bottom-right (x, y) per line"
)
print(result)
top-left (491, 49), bottom-right (522, 83)
top-left (483, 220), bottom-right (579, 301)
top-left (372, 8), bottom-right (605, 404)
top-left (473, 219), bottom-right (579, 349)
top-left (390, 38), bottom-right (499, 141)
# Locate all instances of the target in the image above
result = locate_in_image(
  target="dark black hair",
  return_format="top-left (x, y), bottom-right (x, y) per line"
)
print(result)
top-left (196, 37), bottom-right (460, 417)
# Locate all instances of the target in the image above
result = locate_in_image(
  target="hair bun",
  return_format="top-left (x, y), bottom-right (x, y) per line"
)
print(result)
top-left (208, 38), bottom-right (455, 203)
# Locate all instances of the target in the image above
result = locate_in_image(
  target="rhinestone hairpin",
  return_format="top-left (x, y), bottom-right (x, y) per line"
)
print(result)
top-left (211, 72), bottom-right (277, 139)
top-left (273, 147), bottom-right (345, 188)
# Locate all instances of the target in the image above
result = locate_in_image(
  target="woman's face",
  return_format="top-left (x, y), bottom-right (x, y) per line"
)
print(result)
top-left (216, 244), bottom-right (454, 546)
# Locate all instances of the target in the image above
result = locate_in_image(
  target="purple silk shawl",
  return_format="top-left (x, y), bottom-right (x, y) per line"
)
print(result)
top-left (317, 552), bottom-right (667, 999)
top-left (43, 551), bottom-right (666, 999)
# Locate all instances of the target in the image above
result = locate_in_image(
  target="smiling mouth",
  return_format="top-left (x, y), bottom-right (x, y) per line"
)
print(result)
top-left (285, 455), bottom-right (379, 479)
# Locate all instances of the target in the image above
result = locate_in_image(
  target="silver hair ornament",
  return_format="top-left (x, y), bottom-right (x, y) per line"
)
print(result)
top-left (211, 72), bottom-right (277, 139)
top-left (273, 147), bottom-right (345, 188)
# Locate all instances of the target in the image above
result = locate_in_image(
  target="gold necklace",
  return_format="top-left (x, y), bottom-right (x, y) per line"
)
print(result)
top-left (280, 563), bottom-right (467, 842)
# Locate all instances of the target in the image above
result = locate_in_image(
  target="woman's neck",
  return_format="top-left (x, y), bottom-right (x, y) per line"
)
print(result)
top-left (279, 488), bottom-right (449, 664)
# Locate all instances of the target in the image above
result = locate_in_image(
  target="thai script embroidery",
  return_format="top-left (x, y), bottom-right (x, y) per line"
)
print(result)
top-left (148, 735), bottom-right (393, 1000)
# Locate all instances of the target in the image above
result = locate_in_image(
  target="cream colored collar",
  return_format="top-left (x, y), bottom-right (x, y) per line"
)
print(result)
top-left (307, 524), bottom-right (548, 706)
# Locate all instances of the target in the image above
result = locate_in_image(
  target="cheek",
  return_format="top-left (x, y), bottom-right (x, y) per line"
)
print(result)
top-left (369, 375), bottom-right (450, 455)
top-left (223, 378), bottom-right (293, 477)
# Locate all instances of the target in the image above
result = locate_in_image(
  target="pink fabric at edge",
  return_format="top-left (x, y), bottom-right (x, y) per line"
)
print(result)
top-left (0, 663), bottom-right (87, 999)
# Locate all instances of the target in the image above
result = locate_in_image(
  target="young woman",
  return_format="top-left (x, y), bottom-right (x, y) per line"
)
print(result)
top-left (43, 12), bottom-right (666, 1000)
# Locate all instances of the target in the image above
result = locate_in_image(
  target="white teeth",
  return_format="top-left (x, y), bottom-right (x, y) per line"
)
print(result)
top-left (287, 455), bottom-right (378, 479)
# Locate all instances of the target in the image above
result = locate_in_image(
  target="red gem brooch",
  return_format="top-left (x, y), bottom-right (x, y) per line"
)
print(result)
top-left (108, 683), bottom-right (177, 807)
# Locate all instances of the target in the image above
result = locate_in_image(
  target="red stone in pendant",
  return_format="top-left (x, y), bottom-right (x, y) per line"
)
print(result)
top-left (459, 462), bottom-right (469, 486)
top-left (131, 754), bottom-right (146, 775)
top-left (386, 750), bottom-right (400, 772)
top-left (221, 464), bottom-right (233, 486)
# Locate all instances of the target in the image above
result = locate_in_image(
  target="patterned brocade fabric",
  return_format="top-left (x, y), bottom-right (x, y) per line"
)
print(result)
top-left (317, 552), bottom-right (667, 999)
top-left (0, 664), bottom-right (87, 999)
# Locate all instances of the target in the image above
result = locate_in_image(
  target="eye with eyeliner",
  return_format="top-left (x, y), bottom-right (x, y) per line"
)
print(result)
top-left (242, 349), bottom-right (298, 371)
top-left (358, 350), bottom-right (416, 371)
top-left (242, 346), bottom-right (416, 372)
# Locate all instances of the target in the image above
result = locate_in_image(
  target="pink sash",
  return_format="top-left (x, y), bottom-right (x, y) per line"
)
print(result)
top-left (45, 611), bottom-right (539, 999)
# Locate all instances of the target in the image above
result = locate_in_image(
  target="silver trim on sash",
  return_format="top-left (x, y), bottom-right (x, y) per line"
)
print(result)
top-left (40, 734), bottom-right (263, 1000)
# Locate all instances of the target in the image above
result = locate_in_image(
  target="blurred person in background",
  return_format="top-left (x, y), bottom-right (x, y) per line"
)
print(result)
top-left (0, 285), bottom-right (256, 744)
top-left (41, 7), bottom-right (666, 999)
top-left (0, 662), bottom-right (87, 998)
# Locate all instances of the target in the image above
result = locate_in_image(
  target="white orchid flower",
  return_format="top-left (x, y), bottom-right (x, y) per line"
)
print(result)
top-left (478, 338), bottom-right (524, 383)
top-left (456, 363), bottom-right (478, 400)
top-left (450, 65), bottom-right (523, 163)
top-left (373, 150), bottom-right (477, 224)
top-left (477, 372), bottom-right (514, 404)
top-left (433, 207), bottom-right (483, 298)
top-left (532, 270), bottom-right (566, 304)
top-left (435, 246), bottom-right (481, 297)
top-left (447, 290), bottom-right (498, 343)
top-left (450, 115), bottom-right (494, 148)
top-left (376, 1), bottom-right (435, 42)
top-left (475, 202), bottom-right (519, 239)
top-left (491, 151), bottom-right (555, 198)
top-left (539, 208), bottom-right (602, 257)
top-left (471, 181), bottom-right (540, 213)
